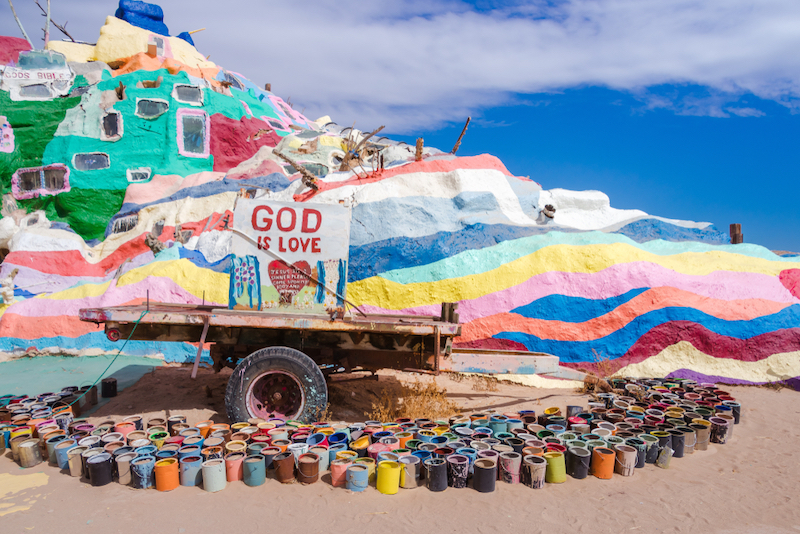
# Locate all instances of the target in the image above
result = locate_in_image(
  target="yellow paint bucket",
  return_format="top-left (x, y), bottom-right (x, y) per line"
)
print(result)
top-left (376, 460), bottom-right (401, 495)
top-left (336, 450), bottom-right (358, 461)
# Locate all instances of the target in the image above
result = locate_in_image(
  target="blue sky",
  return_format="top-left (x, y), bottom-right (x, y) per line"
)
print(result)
top-left (2, 0), bottom-right (799, 250)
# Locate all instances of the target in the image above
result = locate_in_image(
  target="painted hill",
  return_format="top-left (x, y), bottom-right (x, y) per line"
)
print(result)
top-left (1, 4), bottom-right (799, 387)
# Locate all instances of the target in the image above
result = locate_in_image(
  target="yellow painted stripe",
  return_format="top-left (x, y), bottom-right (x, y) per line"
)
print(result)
top-left (40, 281), bottom-right (113, 301)
top-left (348, 243), bottom-right (791, 309)
top-left (117, 259), bottom-right (230, 303)
top-left (614, 341), bottom-right (800, 382)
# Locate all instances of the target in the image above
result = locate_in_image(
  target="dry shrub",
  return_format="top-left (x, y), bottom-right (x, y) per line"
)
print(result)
top-left (471, 375), bottom-right (499, 392)
top-left (313, 403), bottom-right (333, 422)
top-left (446, 372), bottom-right (465, 383)
top-left (592, 349), bottom-right (616, 378)
top-left (367, 379), bottom-right (459, 421)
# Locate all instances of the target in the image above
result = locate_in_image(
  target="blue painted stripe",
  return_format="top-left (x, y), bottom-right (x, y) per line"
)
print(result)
top-left (494, 304), bottom-right (800, 362)
top-left (615, 219), bottom-right (728, 245)
top-left (107, 174), bottom-right (291, 238)
top-left (178, 248), bottom-right (232, 273)
top-left (0, 332), bottom-right (208, 364)
top-left (511, 288), bottom-right (649, 323)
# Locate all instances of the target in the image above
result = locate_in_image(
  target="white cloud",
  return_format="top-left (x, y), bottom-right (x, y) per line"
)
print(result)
top-left (2, 0), bottom-right (799, 131)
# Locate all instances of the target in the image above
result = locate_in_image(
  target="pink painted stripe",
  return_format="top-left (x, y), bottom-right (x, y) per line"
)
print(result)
top-left (356, 262), bottom-right (798, 321)
top-left (4, 276), bottom-right (224, 318)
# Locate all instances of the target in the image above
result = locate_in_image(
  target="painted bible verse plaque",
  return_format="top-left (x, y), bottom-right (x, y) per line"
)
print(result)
top-left (230, 199), bottom-right (351, 314)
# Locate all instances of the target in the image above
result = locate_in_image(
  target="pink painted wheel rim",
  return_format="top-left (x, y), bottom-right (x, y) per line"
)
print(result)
top-left (246, 371), bottom-right (305, 420)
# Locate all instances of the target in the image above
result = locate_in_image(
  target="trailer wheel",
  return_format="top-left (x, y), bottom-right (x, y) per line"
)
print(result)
top-left (225, 346), bottom-right (327, 423)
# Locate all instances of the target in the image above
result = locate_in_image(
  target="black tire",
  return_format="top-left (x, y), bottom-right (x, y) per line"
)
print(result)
top-left (225, 346), bottom-right (327, 424)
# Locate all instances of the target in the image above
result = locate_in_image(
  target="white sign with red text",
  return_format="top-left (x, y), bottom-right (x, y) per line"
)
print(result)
top-left (230, 199), bottom-right (351, 314)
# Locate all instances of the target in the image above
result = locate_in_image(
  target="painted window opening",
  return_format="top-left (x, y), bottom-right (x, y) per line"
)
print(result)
top-left (136, 98), bottom-right (169, 119)
top-left (173, 84), bottom-right (203, 106)
top-left (177, 109), bottom-right (210, 158)
top-left (73, 153), bottom-right (110, 171)
top-left (19, 84), bottom-right (52, 98)
top-left (127, 167), bottom-right (152, 183)
top-left (112, 214), bottom-right (139, 234)
top-left (148, 35), bottom-right (166, 56)
top-left (101, 111), bottom-right (123, 141)
top-left (222, 71), bottom-right (244, 91)
top-left (12, 164), bottom-right (70, 199)
top-left (261, 116), bottom-right (288, 132)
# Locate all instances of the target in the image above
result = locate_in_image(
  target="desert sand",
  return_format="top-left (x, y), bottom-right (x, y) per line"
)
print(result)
top-left (2, 366), bottom-right (799, 534)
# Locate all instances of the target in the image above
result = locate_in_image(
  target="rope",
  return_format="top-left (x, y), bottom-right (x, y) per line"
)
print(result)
top-left (66, 310), bottom-right (149, 408)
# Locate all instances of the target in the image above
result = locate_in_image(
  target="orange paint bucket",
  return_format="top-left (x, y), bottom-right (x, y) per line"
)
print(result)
top-left (225, 452), bottom-right (245, 482)
top-left (591, 447), bottom-right (615, 479)
top-left (154, 458), bottom-right (179, 491)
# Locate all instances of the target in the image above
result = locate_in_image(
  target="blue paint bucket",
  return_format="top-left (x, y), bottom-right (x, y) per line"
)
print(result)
top-left (372, 431), bottom-right (394, 443)
top-left (328, 443), bottom-right (347, 464)
top-left (328, 432), bottom-right (348, 446)
top-left (430, 435), bottom-right (448, 446)
top-left (134, 445), bottom-right (157, 457)
top-left (494, 432), bottom-right (514, 441)
top-left (178, 444), bottom-right (202, 459)
top-left (346, 463), bottom-right (369, 492)
top-left (377, 451), bottom-right (399, 464)
top-left (309, 446), bottom-right (329, 472)
top-left (243, 454), bottom-right (266, 487)
top-left (306, 432), bottom-right (327, 447)
top-left (179, 455), bottom-right (203, 487)
top-left (54, 439), bottom-right (78, 470)
top-left (473, 426), bottom-right (493, 436)
top-left (156, 449), bottom-right (178, 460)
top-left (131, 455), bottom-right (156, 489)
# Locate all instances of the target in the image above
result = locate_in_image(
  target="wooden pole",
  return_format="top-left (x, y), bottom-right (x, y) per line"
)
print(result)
top-left (729, 223), bottom-right (743, 244)
top-left (415, 138), bottom-right (424, 161)
top-left (450, 117), bottom-right (471, 154)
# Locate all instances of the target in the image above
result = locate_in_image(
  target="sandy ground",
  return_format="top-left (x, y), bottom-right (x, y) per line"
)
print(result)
top-left (2, 366), bottom-right (799, 534)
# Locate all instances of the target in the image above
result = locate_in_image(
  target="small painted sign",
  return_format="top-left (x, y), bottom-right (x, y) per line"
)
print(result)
top-left (230, 199), bottom-right (351, 314)
top-left (0, 53), bottom-right (74, 101)
top-left (0, 116), bottom-right (13, 153)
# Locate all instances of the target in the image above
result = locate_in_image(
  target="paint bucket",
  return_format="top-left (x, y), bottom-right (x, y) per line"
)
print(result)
top-left (346, 464), bottom-right (370, 492)
top-left (201, 446), bottom-right (223, 462)
top-left (651, 430), bottom-right (672, 452)
top-left (87, 452), bottom-right (114, 487)
top-left (625, 437), bottom-right (647, 468)
top-left (497, 451), bottom-right (521, 484)
top-left (354, 457), bottom-right (377, 483)
top-left (154, 457), bottom-right (180, 491)
top-left (261, 446), bottom-right (281, 471)
top-left (67, 446), bottom-right (88, 477)
top-left (543, 451), bottom-right (566, 483)
top-left (243, 454), bottom-right (267, 487)
top-left (691, 422), bottom-right (711, 451)
top-left (722, 401), bottom-right (741, 424)
top-left (131, 455), bottom-right (156, 489)
top-left (591, 447), bottom-right (614, 479)
top-left (54, 438), bottom-right (77, 470)
top-left (156, 449), bottom-right (178, 460)
top-left (715, 414), bottom-right (735, 438)
top-left (445, 454), bottom-right (469, 488)
top-left (567, 447), bottom-right (591, 479)
top-left (613, 444), bottom-right (637, 477)
top-left (178, 444), bottom-right (202, 459)
top-left (424, 458), bottom-right (448, 492)
top-left (472, 458), bottom-right (497, 493)
top-left (297, 452), bottom-right (320, 484)
top-left (523, 455), bottom-right (548, 489)
top-left (19, 438), bottom-right (43, 468)
top-left (308, 445), bottom-right (329, 472)
top-left (677, 426), bottom-right (696, 454)
top-left (640, 434), bottom-right (660, 463)
top-left (45, 434), bottom-right (68, 465)
top-left (134, 444), bottom-right (157, 458)
top-left (330, 458), bottom-right (352, 487)
top-left (81, 448), bottom-right (103, 481)
top-left (202, 458), bottom-right (227, 492)
top-left (179, 455), bottom-right (203, 487)
top-left (399, 455), bottom-right (420, 489)
top-left (667, 429), bottom-right (685, 458)
top-left (709, 417), bottom-right (729, 444)
top-left (149, 431), bottom-right (169, 449)
top-left (225, 452), bottom-right (245, 482)
top-left (656, 446), bottom-right (673, 469)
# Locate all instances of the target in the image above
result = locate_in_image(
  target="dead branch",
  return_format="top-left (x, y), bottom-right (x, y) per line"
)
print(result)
top-left (8, 0), bottom-right (33, 47)
top-left (338, 125), bottom-right (385, 172)
top-left (274, 150), bottom-right (319, 191)
top-left (35, 0), bottom-right (74, 42)
top-left (450, 116), bottom-right (471, 155)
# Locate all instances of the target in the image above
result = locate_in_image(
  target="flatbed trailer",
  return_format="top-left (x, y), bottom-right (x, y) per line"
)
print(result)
top-left (79, 302), bottom-right (587, 422)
